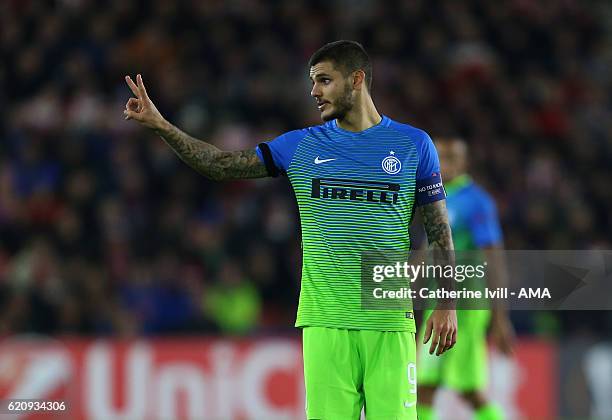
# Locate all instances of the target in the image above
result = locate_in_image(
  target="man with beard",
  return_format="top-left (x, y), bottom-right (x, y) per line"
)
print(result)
top-left (124, 40), bottom-right (457, 420)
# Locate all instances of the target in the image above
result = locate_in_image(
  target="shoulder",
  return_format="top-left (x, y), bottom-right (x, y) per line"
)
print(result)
top-left (282, 121), bottom-right (330, 141)
top-left (385, 118), bottom-right (433, 148)
top-left (305, 121), bottom-right (334, 136)
top-left (384, 119), bottom-right (439, 177)
top-left (384, 119), bottom-right (435, 165)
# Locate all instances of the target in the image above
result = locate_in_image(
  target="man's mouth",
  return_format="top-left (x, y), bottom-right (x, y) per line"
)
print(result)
top-left (317, 101), bottom-right (330, 110)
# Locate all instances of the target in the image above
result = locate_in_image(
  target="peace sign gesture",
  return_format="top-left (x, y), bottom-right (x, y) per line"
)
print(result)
top-left (124, 74), bottom-right (166, 131)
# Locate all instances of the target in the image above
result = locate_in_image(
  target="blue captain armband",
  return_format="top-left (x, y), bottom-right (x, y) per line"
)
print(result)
top-left (416, 172), bottom-right (446, 206)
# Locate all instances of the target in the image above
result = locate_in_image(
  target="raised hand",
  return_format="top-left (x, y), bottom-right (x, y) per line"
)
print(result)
top-left (121, 74), bottom-right (267, 181)
top-left (124, 74), bottom-right (166, 131)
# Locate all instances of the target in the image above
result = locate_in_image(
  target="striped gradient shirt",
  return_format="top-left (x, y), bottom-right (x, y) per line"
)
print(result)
top-left (256, 115), bottom-right (445, 331)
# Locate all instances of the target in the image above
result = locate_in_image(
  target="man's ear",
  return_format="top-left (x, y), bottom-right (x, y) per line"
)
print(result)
top-left (352, 70), bottom-right (366, 90)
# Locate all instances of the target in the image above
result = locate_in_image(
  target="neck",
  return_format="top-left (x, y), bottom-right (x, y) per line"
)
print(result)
top-left (445, 173), bottom-right (471, 190)
top-left (336, 94), bottom-right (381, 132)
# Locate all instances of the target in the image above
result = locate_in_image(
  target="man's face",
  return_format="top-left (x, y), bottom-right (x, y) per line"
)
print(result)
top-left (436, 139), bottom-right (468, 181)
top-left (309, 61), bottom-right (354, 122)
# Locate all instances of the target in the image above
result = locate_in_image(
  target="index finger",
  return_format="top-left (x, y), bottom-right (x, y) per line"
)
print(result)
top-left (125, 76), bottom-right (139, 98)
top-left (423, 319), bottom-right (433, 344)
top-left (136, 74), bottom-right (150, 100)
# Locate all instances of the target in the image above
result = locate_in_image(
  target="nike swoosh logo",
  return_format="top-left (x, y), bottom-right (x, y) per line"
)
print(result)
top-left (404, 401), bottom-right (416, 408)
top-left (314, 156), bottom-right (337, 164)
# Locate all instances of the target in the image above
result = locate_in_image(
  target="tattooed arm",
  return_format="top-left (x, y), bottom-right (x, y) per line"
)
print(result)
top-left (418, 199), bottom-right (458, 356)
top-left (420, 199), bottom-right (454, 252)
top-left (123, 74), bottom-right (267, 181)
top-left (153, 120), bottom-right (267, 181)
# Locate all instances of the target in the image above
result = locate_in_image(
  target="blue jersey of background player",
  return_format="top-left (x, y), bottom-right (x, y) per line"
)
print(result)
top-left (417, 137), bottom-right (515, 420)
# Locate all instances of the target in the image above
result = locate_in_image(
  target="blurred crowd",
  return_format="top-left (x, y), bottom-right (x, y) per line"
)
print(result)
top-left (1, 0), bottom-right (611, 337)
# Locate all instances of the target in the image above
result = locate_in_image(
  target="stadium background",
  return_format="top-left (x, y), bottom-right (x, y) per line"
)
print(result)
top-left (1, 0), bottom-right (611, 418)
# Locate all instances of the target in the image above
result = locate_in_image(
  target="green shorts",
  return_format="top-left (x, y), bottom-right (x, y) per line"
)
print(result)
top-left (302, 326), bottom-right (417, 420)
top-left (417, 309), bottom-right (490, 391)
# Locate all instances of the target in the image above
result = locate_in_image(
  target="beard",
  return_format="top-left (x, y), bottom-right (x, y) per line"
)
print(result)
top-left (322, 83), bottom-right (354, 122)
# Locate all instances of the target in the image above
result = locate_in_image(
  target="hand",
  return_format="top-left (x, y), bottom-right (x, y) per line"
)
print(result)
top-left (423, 309), bottom-right (457, 356)
top-left (123, 74), bottom-right (166, 131)
top-left (490, 312), bottom-right (514, 356)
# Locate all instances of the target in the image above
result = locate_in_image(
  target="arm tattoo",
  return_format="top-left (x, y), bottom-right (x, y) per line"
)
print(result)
top-left (419, 200), bottom-right (454, 251)
top-left (154, 121), bottom-right (268, 181)
top-left (419, 200), bottom-right (456, 305)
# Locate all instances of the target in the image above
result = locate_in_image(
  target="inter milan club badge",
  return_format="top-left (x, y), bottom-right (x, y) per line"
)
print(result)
top-left (381, 151), bottom-right (401, 175)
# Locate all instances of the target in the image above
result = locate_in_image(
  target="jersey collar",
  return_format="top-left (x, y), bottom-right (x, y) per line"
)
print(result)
top-left (333, 114), bottom-right (390, 135)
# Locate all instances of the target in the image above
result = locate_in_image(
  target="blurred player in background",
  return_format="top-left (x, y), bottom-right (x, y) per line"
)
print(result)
top-left (417, 137), bottom-right (515, 420)
top-left (123, 40), bottom-right (457, 419)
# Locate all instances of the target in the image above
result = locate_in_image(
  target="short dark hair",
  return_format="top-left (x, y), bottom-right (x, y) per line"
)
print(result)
top-left (309, 40), bottom-right (372, 91)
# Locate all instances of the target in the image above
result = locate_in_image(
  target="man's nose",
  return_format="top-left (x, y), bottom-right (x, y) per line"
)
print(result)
top-left (311, 84), bottom-right (320, 98)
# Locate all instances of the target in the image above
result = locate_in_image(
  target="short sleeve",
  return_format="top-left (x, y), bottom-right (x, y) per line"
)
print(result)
top-left (255, 129), bottom-right (307, 177)
top-left (415, 132), bottom-right (446, 206)
top-left (469, 194), bottom-right (503, 247)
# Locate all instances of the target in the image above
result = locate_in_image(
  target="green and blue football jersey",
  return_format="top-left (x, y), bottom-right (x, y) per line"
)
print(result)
top-left (256, 115), bottom-right (445, 331)
top-left (445, 174), bottom-right (502, 250)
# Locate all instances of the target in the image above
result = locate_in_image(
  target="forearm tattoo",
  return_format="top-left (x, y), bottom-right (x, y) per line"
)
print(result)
top-left (420, 200), bottom-right (454, 251)
top-left (420, 200), bottom-right (456, 299)
top-left (155, 122), bottom-right (268, 180)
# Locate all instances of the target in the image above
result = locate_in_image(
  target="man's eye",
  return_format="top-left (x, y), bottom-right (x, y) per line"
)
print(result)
top-left (322, 79), bottom-right (331, 84)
